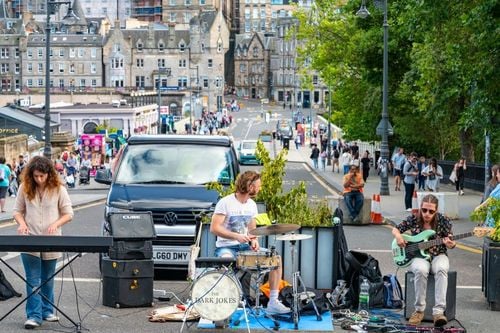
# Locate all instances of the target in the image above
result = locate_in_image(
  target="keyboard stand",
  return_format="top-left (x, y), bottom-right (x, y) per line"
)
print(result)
top-left (0, 254), bottom-right (83, 333)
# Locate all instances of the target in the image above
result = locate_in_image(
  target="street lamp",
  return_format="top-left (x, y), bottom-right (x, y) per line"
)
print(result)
top-left (43, 0), bottom-right (71, 159)
top-left (357, 0), bottom-right (393, 196)
top-left (157, 67), bottom-right (171, 134)
top-left (327, 85), bottom-right (332, 166)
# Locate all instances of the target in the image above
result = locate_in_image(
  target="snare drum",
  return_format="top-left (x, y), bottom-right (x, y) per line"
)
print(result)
top-left (191, 270), bottom-right (241, 322)
top-left (236, 251), bottom-right (279, 271)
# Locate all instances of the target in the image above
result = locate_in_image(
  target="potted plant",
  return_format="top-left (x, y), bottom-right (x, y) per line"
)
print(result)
top-left (470, 197), bottom-right (500, 310)
top-left (203, 141), bottom-right (337, 289)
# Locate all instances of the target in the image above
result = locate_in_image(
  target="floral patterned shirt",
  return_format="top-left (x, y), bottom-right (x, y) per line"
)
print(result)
top-left (396, 213), bottom-right (453, 258)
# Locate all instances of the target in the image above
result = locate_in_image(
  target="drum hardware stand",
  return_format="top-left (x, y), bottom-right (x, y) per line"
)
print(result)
top-left (288, 238), bottom-right (321, 330)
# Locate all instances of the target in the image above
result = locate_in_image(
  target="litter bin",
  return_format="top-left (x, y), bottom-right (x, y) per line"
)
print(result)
top-left (282, 137), bottom-right (290, 150)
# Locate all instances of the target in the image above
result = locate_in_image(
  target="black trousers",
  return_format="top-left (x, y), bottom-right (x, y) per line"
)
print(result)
top-left (404, 181), bottom-right (415, 209)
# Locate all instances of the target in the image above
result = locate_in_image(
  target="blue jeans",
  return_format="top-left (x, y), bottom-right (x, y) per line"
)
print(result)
top-left (344, 191), bottom-right (364, 219)
top-left (21, 254), bottom-right (57, 323)
top-left (312, 158), bottom-right (319, 169)
top-left (215, 243), bottom-right (251, 258)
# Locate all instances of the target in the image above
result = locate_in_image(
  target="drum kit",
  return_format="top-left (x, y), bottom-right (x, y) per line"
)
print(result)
top-left (189, 223), bottom-right (321, 330)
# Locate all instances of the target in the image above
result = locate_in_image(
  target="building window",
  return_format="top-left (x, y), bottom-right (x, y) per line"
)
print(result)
top-left (70, 48), bottom-right (76, 58)
top-left (59, 79), bottom-right (64, 88)
top-left (178, 59), bottom-right (186, 68)
top-left (0, 64), bottom-right (9, 73)
top-left (203, 78), bottom-right (208, 88)
top-left (27, 63), bottom-right (33, 73)
top-left (208, 59), bottom-right (213, 68)
top-left (136, 59), bottom-right (144, 67)
top-left (38, 63), bottom-right (43, 73)
top-left (59, 49), bottom-right (64, 57)
top-left (135, 76), bottom-right (145, 88)
top-left (37, 78), bottom-right (43, 87)
top-left (38, 48), bottom-right (43, 58)
top-left (137, 42), bottom-right (143, 51)
top-left (313, 75), bottom-right (318, 85)
top-left (27, 79), bottom-right (33, 87)
top-left (179, 42), bottom-right (186, 52)
top-left (78, 48), bottom-right (84, 57)
top-left (177, 77), bottom-right (188, 88)
top-left (91, 48), bottom-right (96, 58)
top-left (91, 79), bottom-right (97, 87)
top-left (91, 63), bottom-right (97, 73)
top-left (80, 79), bottom-right (86, 87)
top-left (70, 64), bottom-right (75, 74)
top-left (158, 59), bottom-right (166, 68)
top-left (169, 13), bottom-right (176, 22)
top-left (59, 64), bottom-right (64, 73)
top-left (0, 48), bottom-right (9, 59)
top-left (15, 48), bottom-right (19, 58)
top-left (15, 63), bottom-right (19, 74)
top-left (114, 43), bottom-right (121, 52)
top-left (27, 49), bottom-right (33, 58)
top-left (158, 42), bottom-right (164, 51)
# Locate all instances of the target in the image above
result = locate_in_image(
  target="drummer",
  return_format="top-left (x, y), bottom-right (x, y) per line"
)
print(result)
top-left (210, 170), bottom-right (291, 315)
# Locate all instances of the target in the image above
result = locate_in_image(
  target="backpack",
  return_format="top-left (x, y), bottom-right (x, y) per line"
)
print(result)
top-left (383, 274), bottom-right (404, 309)
top-left (279, 286), bottom-right (330, 315)
top-left (333, 149), bottom-right (340, 158)
top-left (343, 251), bottom-right (385, 309)
top-left (0, 269), bottom-right (22, 301)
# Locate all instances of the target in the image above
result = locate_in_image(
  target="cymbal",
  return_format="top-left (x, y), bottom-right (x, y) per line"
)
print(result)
top-left (249, 224), bottom-right (300, 236)
top-left (276, 233), bottom-right (312, 241)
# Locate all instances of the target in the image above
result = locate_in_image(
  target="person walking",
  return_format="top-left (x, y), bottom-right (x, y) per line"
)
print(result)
top-left (403, 152), bottom-right (419, 211)
top-left (13, 156), bottom-right (74, 329)
top-left (453, 158), bottom-right (467, 195)
top-left (340, 148), bottom-right (353, 174)
top-left (392, 194), bottom-right (456, 327)
top-left (0, 157), bottom-right (12, 212)
top-left (294, 135), bottom-right (301, 150)
top-left (392, 148), bottom-right (406, 191)
top-left (417, 156), bottom-right (427, 191)
top-left (423, 158), bottom-right (443, 192)
top-left (332, 146), bottom-right (341, 173)
top-left (319, 149), bottom-right (327, 171)
top-left (360, 150), bottom-right (371, 182)
top-left (310, 144), bottom-right (320, 169)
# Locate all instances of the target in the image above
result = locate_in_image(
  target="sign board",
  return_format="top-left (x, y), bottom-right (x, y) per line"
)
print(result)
top-left (160, 106), bottom-right (169, 114)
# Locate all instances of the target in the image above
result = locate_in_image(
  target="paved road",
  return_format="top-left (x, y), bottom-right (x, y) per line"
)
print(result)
top-left (0, 102), bottom-right (498, 332)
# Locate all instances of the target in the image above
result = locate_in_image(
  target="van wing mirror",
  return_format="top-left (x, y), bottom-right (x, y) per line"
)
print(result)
top-left (94, 169), bottom-right (112, 185)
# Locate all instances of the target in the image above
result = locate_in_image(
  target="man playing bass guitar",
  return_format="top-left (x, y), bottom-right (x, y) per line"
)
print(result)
top-left (392, 194), bottom-right (456, 327)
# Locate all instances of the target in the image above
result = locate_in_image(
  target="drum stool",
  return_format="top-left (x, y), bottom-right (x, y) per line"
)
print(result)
top-left (404, 271), bottom-right (456, 322)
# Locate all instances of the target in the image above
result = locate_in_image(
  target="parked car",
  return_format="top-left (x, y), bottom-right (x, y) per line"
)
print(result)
top-left (238, 140), bottom-right (261, 165)
top-left (95, 135), bottom-right (240, 271)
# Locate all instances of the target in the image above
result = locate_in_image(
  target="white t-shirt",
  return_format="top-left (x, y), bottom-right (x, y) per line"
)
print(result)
top-left (214, 194), bottom-right (258, 248)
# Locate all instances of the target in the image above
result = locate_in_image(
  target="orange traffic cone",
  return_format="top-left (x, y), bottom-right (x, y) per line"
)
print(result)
top-left (370, 194), bottom-right (383, 224)
top-left (411, 190), bottom-right (419, 215)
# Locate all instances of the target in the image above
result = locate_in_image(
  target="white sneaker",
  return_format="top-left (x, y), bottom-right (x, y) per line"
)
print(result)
top-left (24, 319), bottom-right (41, 329)
top-left (44, 314), bottom-right (59, 322)
top-left (266, 300), bottom-right (291, 314)
top-left (406, 208), bottom-right (412, 212)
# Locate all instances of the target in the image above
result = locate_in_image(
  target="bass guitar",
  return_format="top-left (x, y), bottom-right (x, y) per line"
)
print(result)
top-left (391, 227), bottom-right (491, 267)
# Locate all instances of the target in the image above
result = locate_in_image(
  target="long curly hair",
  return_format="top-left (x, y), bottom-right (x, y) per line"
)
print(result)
top-left (21, 156), bottom-right (63, 201)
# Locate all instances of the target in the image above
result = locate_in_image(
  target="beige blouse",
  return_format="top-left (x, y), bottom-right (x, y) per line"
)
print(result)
top-left (13, 184), bottom-right (74, 260)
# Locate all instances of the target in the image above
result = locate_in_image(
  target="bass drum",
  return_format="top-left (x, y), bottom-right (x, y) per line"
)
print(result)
top-left (191, 270), bottom-right (241, 322)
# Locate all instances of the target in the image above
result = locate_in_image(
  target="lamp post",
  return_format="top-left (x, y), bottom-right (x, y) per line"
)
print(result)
top-left (157, 67), bottom-right (171, 134)
top-left (43, 0), bottom-right (71, 159)
top-left (357, 0), bottom-right (392, 196)
top-left (326, 85), bottom-right (332, 166)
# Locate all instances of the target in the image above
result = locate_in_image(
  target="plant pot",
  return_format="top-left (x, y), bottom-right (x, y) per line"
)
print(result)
top-left (482, 237), bottom-right (500, 311)
top-left (199, 224), bottom-right (341, 290)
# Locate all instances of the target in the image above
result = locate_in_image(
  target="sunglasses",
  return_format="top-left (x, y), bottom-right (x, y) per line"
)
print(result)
top-left (421, 208), bottom-right (436, 215)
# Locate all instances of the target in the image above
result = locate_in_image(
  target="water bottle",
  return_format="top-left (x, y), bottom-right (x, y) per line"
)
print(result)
top-left (358, 278), bottom-right (370, 312)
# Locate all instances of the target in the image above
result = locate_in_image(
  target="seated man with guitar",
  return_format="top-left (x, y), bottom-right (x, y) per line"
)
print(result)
top-left (392, 194), bottom-right (455, 327)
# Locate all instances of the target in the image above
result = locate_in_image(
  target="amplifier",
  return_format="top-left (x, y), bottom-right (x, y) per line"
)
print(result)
top-left (109, 212), bottom-right (156, 240)
top-left (108, 240), bottom-right (153, 260)
top-left (404, 271), bottom-right (456, 321)
top-left (102, 258), bottom-right (154, 308)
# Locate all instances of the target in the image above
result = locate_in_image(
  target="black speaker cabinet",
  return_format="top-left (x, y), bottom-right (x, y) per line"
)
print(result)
top-left (109, 212), bottom-right (156, 240)
top-left (102, 258), bottom-right (154, 308)
top-left (109, 240), bottom-right (153, 260)
top-left (405, 271), bottom-right (456, 321)
top-left (482, 238), bottom-right (500, 310)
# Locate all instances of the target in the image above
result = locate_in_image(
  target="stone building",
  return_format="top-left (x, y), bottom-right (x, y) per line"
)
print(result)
top-left (102, 8), bottom-right (229, 116)
top-left (0, 12), bottom-right (23, 92)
